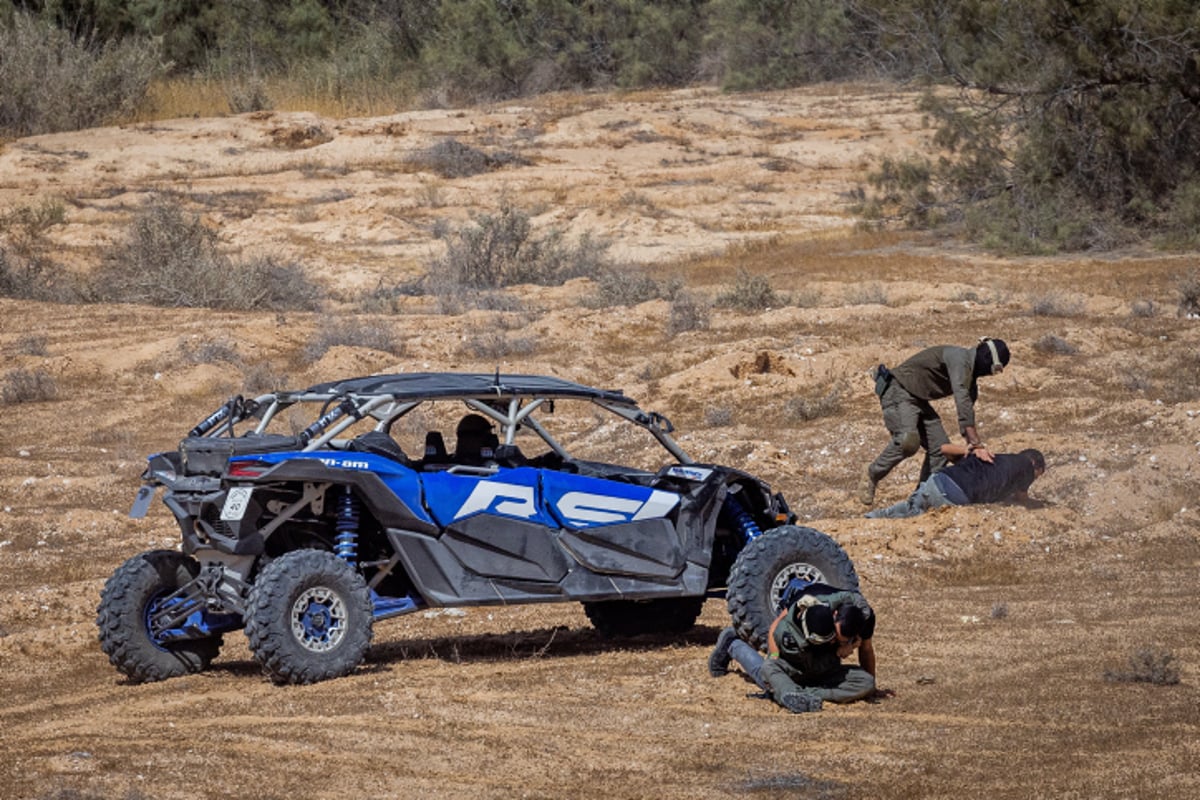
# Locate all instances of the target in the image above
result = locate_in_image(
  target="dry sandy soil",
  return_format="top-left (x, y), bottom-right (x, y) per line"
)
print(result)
top-left (1, 85), bottom-right (1198, 800)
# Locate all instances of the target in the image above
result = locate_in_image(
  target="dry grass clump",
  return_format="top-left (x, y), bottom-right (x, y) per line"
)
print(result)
top-left (1029, 291), bottom-right (1086, 317)
top-left (408, 138), bottom-right (531, 179)
top-left (424, 204), bottom-right (609, 311)
top-left (1104, 647), bottom-right (1180, 686)
top-left (1032, 334), bottom-right (1079, 356)
top-left (304, 318), bottom-right (403, 362)
top-left (177, 337), bottom-right (241, 365)
top-left (715, 269), bottom-right (782, 311)
top-left (667, 291), bottom-right (711, 336)
top-left (1177, 270), bottom-right (1200, 318)
top-left (459, 332), bottom-right (537, 360)
top-left (0, 199), bottom-right (74, 302)
top-left (783, 386), bottom-right (843, 422)
top-left (585, 269), bottom-right (680, 308)
top-left (1, 368), bottom-right (59, 404)
top-left (94, 199), bottom-right (324, 311)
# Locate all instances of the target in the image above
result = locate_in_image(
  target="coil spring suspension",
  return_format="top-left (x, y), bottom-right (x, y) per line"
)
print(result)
top-left (334, 488), bottom-right (360, 566)
top-left (725, 495), bottom-right (763, 543)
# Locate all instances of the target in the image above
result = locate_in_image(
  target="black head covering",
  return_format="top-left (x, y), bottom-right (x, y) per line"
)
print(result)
top-left (974, 338), bottom-right (1010, 377)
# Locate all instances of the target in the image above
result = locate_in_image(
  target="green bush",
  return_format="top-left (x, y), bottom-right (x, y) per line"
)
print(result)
top-left (0, 12), bottom-right (161, 137)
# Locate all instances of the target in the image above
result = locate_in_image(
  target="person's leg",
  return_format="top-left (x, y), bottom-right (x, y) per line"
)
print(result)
top-left (916, 404), bottom-right (951, 482)
top-left (728, 639), bottom-right (768, 690)
top-left (863, 386), bottom-right (923, 503)
top-left (803, 665), bottom-right (876, 704)
top-left (759, 659), bottom-right (823, 713)
top-left (866, 476), bottom-right (948, 519)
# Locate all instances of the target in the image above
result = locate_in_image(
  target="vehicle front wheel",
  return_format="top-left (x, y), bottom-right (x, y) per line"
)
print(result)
top-left (726, 525), bottom-right (859, 650)
top-left (244, 550), bottom-right (373, 685)
top-left (96, 550), bottom-right (223, 683)
top-left (582, 596), bottom-right (706, 638)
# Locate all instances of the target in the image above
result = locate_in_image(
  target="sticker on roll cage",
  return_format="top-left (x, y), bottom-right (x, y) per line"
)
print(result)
top-left (220, 487), bottom-right (254, 521)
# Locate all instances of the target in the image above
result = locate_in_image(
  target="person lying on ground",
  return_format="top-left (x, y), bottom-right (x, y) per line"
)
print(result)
top-left (864, 444), bottom-right (1046, 519)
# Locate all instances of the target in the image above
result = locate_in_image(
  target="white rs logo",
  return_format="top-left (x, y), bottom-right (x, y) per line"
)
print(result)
top-left (558, 489), bottom-right (678, 526)
top-left (454, 483), bottom-right (537, 520)
top-left (452, 483), bottom-right (679, 526)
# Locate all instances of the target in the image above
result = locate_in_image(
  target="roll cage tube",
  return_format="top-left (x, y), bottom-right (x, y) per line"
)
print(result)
top-left (596, 401), bottom-right (693, 464)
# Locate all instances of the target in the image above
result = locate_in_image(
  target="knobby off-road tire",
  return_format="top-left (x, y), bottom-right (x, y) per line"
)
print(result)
top-left (726, 525), bottom-right (859, 650)
top-left (96, 550), bottom-right (223, 683)
top-left (582, 596), bottom-right (706, 638)
top-left (244, 549), bottom-right (373, 685)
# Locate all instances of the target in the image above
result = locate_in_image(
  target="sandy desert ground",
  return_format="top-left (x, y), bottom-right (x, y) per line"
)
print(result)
top-left (0, 84), bottom-right (1198, 799)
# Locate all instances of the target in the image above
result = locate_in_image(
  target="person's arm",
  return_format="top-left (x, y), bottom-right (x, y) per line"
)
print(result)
top-left (961, 425), bottom-right (995, 464)
top-left (858, 638), bottom-right (877, 677)
top-left (766, 608), bottom-right (788, 658)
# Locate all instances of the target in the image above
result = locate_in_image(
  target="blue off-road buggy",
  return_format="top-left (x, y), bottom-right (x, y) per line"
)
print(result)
top-left (97, 372), bottom-right (859, 684)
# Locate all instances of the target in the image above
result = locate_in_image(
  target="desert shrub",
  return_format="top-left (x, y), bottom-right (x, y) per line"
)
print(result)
top-left (703, 405), bottom-right (733, 428)
top-left (243, 363), bottom-right (290, 395)
top-left (1129, 300), bottom-right (1157, 319)
top-left (0, 12), bottom-right (162, 136)
top-left (304, 318), bottom-right (403, 362)
top-left (1, 368), bottom-right (58, 404)
top-left (1177, 271), bottom-right (1200, 319)
top-left (585, 269), bottom-right (680, 309)
top-left (0, 199), bottom-right (74, 302)
top-left (15, 335), bottom-right (49, 356)
top-left (459, 331), bottom-right (537, 360)
top-left (667, 291), bottom-right (711, 336)
top-left (990, 603), bottom-right (1009, 620)
top-left (844, 283), bottom-right (888, 306)
top-left (1029, 292), bottom-right (1085, 318)
top-left (178, 337), bottom-right (241, 365)
top-left (225, 76), bottom-right (274, 113)
top-left (784, 386), bottom-right (842, 422)
top-left (1104, 647), bottom-right (1180, 686)
top-left (1032, 335), bottom-right (1078, 356)
top-left (94, 199), bottom-right (323, 311)
top-left (715, 269), bottom-right (781, 311)
top-left (428, 203), bottom-right (609, 292)
top-left (409, 138), bottom-right (529, 179)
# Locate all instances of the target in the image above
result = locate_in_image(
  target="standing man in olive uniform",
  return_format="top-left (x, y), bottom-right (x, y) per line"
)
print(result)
top-left (860, 337), bottom-right (1010, 506)
top-left (708, 584), bottom-right (879, 713)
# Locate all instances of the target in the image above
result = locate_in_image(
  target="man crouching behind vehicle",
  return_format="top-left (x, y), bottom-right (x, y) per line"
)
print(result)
top-left (708, 584), bottom-right (891, 713)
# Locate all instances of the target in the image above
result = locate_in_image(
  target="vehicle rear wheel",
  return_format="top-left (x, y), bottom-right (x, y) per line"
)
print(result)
top-left (726, 525), bottom-right (859, 650)
top-left (582, 597), bottom-right (706, 637)
top-left (96, 550), bottom-right (223, 683)
top-left (244, 550), bottom-right (373, 685)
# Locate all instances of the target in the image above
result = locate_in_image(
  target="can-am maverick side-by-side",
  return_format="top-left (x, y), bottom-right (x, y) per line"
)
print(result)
top-left (97, 372), bottom-right (859, 684)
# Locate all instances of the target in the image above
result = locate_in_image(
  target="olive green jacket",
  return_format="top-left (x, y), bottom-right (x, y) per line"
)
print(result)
top-left (888, 345), bottom-right (978, 433)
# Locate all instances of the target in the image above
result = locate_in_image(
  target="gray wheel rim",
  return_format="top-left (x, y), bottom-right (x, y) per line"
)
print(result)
top-left (769, 562), bottom-right (825, 609)
top-left (291, 586), bottom-right (348, 653)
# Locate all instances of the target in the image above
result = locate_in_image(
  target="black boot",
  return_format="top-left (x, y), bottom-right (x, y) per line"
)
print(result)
top-left (708, 626), bottom-right (739, 677)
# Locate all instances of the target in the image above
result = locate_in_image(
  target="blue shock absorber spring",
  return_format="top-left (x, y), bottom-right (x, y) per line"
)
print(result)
top-left (334, 488), bottom-right (360, 565)
top-left (725, 495), bottom-right (763, 543)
